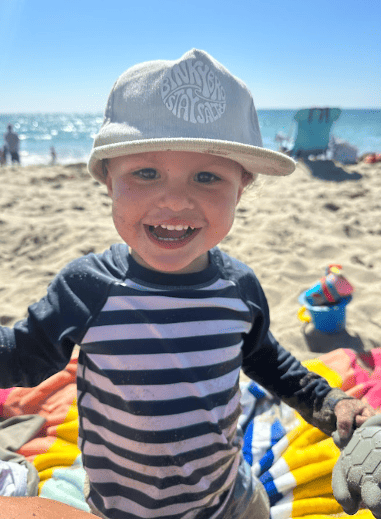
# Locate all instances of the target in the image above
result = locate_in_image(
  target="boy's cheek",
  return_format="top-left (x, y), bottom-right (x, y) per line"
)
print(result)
top-left (110, 182), bottom-right (132, 203)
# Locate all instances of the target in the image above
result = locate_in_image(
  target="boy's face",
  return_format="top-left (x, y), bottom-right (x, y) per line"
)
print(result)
top-left (106, 151), bottom-right (249, 274)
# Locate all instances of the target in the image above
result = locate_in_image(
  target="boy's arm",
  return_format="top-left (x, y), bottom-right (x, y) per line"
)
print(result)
top-left (0, 253), bottom-right (114, 388)
top-left (232, 260), bottom-right (377, 438)
top-left (241, 306), bottom-right (374, 438)
top-left (218, 255), bottom-right (353, 437)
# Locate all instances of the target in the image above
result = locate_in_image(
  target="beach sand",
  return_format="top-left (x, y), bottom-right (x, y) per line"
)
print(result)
top-left (0, 159), bottom-right (380, 367)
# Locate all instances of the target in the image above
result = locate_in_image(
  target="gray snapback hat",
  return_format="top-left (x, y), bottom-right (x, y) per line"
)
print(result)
top-left (88, 48), bottom-right (296, 183)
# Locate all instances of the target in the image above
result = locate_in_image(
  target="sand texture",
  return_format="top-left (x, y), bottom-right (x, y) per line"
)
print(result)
top-left (0, 159), bottom-right (380, 363)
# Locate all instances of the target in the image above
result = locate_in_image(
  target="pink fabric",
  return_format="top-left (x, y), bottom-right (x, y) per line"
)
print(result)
top-left (0, 352), bottom-right (79, 462)
top-left (0, 388), bottom-right (13, 415)
top-left (319, 348), bottom-right (381, 409)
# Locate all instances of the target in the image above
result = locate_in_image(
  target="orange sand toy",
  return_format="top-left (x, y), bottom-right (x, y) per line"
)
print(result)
top-left (303, 265), bottom-right (354, 307)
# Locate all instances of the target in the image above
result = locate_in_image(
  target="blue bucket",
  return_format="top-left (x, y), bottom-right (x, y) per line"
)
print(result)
top-left (298, 293), bottom-right (352, 334)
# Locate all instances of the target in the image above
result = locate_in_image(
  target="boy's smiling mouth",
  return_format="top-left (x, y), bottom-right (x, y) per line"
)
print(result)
top-left (144, 224), bottom-right (201, 248)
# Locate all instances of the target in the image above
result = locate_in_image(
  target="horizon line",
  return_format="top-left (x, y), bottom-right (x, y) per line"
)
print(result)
top-left (0, 107), bottom-right (380, 116)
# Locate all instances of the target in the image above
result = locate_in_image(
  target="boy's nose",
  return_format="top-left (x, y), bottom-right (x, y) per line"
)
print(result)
top-left (156, 185), bottom-right (195, 211)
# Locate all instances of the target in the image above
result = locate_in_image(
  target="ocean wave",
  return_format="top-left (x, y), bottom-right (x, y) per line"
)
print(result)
top-left (19, 150), bottom-right (90, 167)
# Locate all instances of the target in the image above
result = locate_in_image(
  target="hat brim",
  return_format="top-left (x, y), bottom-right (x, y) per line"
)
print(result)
top-left (88, 138), bottom-right (295, 184)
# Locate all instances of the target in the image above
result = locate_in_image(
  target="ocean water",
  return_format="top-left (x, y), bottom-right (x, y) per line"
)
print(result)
top-left (0, 109), bottom-right (380, 167)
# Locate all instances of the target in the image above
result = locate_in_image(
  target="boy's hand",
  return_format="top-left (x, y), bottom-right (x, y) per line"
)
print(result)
top-left (333, 398), bottom-right (376, 446)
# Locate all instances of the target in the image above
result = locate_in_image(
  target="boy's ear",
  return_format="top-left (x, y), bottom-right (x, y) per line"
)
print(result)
top-left (236, 185), bottom-right (245, 205)
top-left (106, 174), bottom-right (113, 197)
top-left (236, 175), bottom-right (251, 204)
top-left (236, 170), bottom-right (255, 204)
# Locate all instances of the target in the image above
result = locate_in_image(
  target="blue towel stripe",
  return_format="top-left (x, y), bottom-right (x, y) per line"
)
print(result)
top-left (262, 479), bottom-right (284, 506)
top-left (270, 419), bottom-right (285, 445)
top-left (259, 470), bottom-right (273, 485)
top-left (248, 382), bottom-right (266, 400)
top-left (242, 420), bottom-right (254, 466)
top-left (259, 450), bottom-right (275, 473)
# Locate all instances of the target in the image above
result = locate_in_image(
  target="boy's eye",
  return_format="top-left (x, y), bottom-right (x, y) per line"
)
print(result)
top-left (195, 171), bottom-right (221, 184)
top-left (132, 168), bottom-right (159, 180)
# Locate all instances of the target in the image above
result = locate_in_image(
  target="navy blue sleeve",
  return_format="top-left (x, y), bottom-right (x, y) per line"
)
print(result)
top-left (240, 303), bottom-right (351, 434)
top-left (216, 250), bottom-right (349, 435)
top-left (0, 246), bottom-right (127, 388)
top-left (241, 305), bottom-right (332, 416)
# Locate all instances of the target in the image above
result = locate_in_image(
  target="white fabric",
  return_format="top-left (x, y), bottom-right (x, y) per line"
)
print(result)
top-left (329, 137), bottom-right (358, 164)
top-left (0, 460), bottom-right (28, 497)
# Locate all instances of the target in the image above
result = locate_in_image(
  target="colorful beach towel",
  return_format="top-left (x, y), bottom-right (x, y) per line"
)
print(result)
top-left (240, 348), bottom-right (380, 519)
top-left (0, 348), bottom-right (379, 517)
top-left (0, 352), bottom-right (87, 510)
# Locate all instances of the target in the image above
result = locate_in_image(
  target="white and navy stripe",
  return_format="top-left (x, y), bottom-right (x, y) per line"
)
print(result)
top-left (0, 244), bottom-right (337, 519)
top-left (78, 278), bottom-right (252, 519)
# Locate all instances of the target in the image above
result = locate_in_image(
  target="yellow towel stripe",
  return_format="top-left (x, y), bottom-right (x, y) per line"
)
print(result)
top-left (34, 397), bottom-right (80, 495)
top-left (302, 359), bottom-right (343, 388)
top-left (291, 497), bottom-right (344, 517)
top-left (295, 509), bottom-right (374, 518)
top-left (292, 474), bottom-right (333, 500)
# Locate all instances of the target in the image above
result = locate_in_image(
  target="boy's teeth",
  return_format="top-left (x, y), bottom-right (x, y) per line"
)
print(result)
top-left (158, 224), bottom-right (190, 230)
top-left (149, 224), bottom-right (197, 242)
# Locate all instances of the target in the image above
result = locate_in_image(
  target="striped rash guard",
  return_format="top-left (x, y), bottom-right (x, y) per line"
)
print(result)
top-left (0, 244), bottom-right (337, 519)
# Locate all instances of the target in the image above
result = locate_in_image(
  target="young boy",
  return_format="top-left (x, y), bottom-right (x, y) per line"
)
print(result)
top-left (0, 49), bottom-right (375, 519)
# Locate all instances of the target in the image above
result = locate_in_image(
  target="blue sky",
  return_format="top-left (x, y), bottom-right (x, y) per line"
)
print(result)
top-left (1, 0), bottom-right (380, 112)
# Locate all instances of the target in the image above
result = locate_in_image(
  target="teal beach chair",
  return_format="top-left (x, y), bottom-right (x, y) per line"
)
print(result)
top-left (289, 107), bottom-right (341, 158)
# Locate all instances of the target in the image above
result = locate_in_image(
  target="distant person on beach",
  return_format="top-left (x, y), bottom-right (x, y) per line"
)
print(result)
top-left (3, 124), bottom-right (20, 164)
top-left (0, 50), bottom-right (377, 519)
top-left (0, 146), bottom-right (6, 166)
top-left (50, 146), bottom-right (57, 165)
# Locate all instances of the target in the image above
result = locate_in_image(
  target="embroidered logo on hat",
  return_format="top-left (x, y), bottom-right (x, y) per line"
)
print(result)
top-left (160, 57), bottom-right (226, 124)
